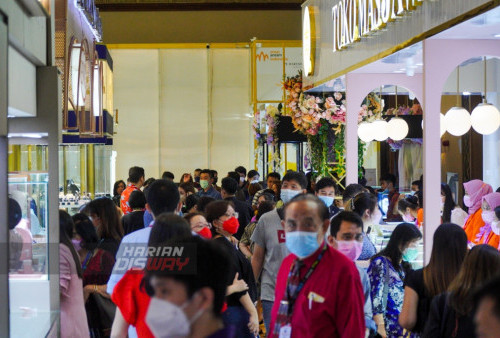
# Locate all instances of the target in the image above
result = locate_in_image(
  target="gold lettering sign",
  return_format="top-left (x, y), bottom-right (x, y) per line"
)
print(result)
top-left (303, 6), bottom-right (317, 76)
top-left (331, 0), bottom-right (425, 52)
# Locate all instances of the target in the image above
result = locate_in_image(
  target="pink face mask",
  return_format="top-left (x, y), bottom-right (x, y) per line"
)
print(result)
top-left (463, 195), bottom-right (472, 207)
top-left (482, 211), bottom-right (496, 224)
top-left (402, 213), bottom-right (416, 223)
top-left (337, 240), bottom-right (363, 261)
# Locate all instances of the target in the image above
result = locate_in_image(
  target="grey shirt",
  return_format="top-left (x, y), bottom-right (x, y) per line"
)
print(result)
top-left (250, 209), bottom-right (289, 302)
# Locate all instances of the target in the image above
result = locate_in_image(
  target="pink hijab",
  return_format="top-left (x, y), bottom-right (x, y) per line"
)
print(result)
top-left (483, 192), bottom-right (500, 212)
top-left (464, 180), bottom-right (493, 215)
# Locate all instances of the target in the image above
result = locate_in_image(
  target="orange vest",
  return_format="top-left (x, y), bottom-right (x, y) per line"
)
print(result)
top-left (480, 229), bottom-right (500, 250)
top-left (417, 208), bottom-right (424, 228)
top-left (463, 209), bottom-right (485, 244)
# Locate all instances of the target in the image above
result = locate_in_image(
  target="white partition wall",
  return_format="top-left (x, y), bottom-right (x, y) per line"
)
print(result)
top-left (111, 47), bottom-right (252, 180)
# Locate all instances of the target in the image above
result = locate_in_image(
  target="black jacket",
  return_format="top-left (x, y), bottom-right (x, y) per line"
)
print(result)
top-left (225, 196), bottom-right (253, 240)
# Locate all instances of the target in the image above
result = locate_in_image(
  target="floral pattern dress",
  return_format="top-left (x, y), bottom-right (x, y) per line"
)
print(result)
top-left (368, 256), bottom-right (417, 337)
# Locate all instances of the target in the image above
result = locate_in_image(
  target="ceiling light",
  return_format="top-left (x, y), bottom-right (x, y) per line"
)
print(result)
top-left (494, 34), bottom-right (500, 38)
top-left (358, 122), bottom-right (374, 143)
top-left (372, 119), bottom-right (389, 141)
top-left (462, 91), bottom-right (471, 96)
top-left (387, 118), bottom-right (409, 141)
top-left (445, 107), bottom-right (471, 136)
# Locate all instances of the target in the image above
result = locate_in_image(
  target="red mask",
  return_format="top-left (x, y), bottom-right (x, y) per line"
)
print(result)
top-left (198, 227), bottom-right (212, 239)
top-left (222, 217), bottom-right (239, 235)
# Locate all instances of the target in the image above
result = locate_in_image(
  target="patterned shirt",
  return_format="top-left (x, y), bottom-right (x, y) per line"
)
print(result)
top-left (120, 183), bottom-right (139, 215)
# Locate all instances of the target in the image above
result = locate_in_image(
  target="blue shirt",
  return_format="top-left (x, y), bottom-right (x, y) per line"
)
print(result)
top-left (198, 186), bottom-right (222, 200)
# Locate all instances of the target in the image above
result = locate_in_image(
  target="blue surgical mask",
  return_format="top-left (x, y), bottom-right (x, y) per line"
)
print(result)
top-left (280, 189), bottom-right (301, 204)
top-left (402, 247), bottom-right (419, 262)
top-left (318, 195), bottom-right (334, 208)
top-left (285, 231), bottom-right (320, 258)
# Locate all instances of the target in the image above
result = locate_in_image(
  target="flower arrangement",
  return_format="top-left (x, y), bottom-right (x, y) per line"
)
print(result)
top-left (252, 104), bottom-right (282, 172)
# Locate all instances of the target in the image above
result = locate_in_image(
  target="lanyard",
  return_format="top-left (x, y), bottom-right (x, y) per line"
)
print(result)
top-left (285, 243), bottom-right (327, 315)
top-left (81, 250), bottom-right (94, 272)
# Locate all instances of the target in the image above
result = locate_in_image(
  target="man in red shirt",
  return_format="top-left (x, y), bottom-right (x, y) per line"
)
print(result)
top-left (270, 194), bottom-right (365, 338)
top-left (121, 166), bottom-right (145, 215)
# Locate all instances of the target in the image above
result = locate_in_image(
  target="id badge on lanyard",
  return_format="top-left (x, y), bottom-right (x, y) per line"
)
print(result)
top-left (276, 300), bottom-right (292, 338)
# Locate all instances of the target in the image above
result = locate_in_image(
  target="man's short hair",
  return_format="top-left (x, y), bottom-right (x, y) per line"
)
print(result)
top-left (267, 172), bottom-right (281, 181)
top-left (411, 180), bottom-right (420, 187)
top-left (194, 168), bottom-right (202, 173)
top-left (381, 173), bottom-right (397, 186)
top-left (284, 193), bottom-right (330, 221)
top-left (129, 190), bottom-right (147, 209)
top-left (330, 211), bottom-right (363, 237)
top-left (221, 177), bottom-right (238, 195)
top-left (474, 274), bottom-right (500, 321)
top-left (342, 184), bottom-right (365, 203)
top-left (128, 166), bottom-right (145, 184)
top-left (227, 171), bottom-right (241, 183)
top-left (210, 170), bottom-right (218, 176)
top-left (247, 170), bottom-right (259, 179)
top-left (200, 169), bottom-right (213, 178)
top-left (161, 171), bottom-right (175, 180)
top-left (315, 177), bottom-right (337, 194)
top-left (146, 179), bottom-right (180, 216)
top-left (235, 166), bottom-right (247, 176)
top-left (144, 236), bottom-right (231, 317)
top-left (282, 171), bottom-right (308, 190)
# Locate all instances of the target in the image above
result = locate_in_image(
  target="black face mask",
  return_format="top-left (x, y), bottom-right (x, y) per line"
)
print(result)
top-left (195, 176), bottom-right (200, 183)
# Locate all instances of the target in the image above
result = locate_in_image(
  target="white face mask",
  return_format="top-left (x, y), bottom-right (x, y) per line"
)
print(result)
top-left (146, 296), bottom-right (204, 338)
top-left (492, 220), bottom-right (500, 235)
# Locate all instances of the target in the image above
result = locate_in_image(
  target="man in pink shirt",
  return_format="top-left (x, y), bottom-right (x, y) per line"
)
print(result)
top-left (270, 194), bottom-right (365, 338)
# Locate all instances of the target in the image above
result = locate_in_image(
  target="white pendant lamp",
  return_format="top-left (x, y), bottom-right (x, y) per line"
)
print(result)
top-left (358, 121), bottom-right (374, 142)
top-left (372, 119), bottom-right (389, 141)
top-left (470, 57), bottom-right (500, 135)
top-left (388, 117), bottom-right (408, 141)
top-left (445, 107), bottom-right (471, 136)
top-left (387, 86), bottom-right (409, 141)
top-left (445, 65), bottom-right (471, 136)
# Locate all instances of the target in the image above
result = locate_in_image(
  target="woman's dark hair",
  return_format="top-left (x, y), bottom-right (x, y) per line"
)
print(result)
top-left (448, 244), bottom-right (500, 316)
top-left (143, 178), bottom-right (156, 189)
top-left (423, 223), bottom-right (467, 297)
top-left (84, 198), bottom-right (123, 242)
top-left (129, 190), bottom-right (146, 210)
top-left (197, 196), bottom-right (216, 213)
top-left (415, 190), bottom-right (424, 208)
top-left (248, 183), bottom-right (263, 197)
top-left (372, 223), bottom-right (422, 273)
top-left (205, 200), bottom-right (232, 224)
top-left (185, 194), bottom-right (200, 213)
top-left (113, 180), bottom-right (126, 196)
top-left (143, 236), bottom-right (231, 317)
top-left (346, 192), bottom-right (377, 218)
top-left (257, 201), bottom-right (275, 221)
top-left (148, 213), bottom-right (192, 247)
top-left (180, 173), bottom-right (194, 184)
top-left (441, 183), bottom-right (457, 223)
top-left (8, 198), bottom-right (22, 230)
top-left (72, 213), bottom-right (99, 252)
top-left (179, 182), bottom-right (196, 195)
top-left (60, 210), bottom-right (83, 278)
top-left (397, 194), bottom-right (420, 213)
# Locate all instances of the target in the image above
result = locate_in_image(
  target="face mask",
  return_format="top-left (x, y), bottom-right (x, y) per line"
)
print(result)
top-left (198, 227), bottom-right (213, 239)
top-left (371, 208), bottom-right (382, 224)
top-left (337, 240), bottom-right (363, 261)
top-left (402, 247), bottom-right (419, 262)
top-left (491, 220), bottom-right (500, 235)
top-left (221, 217), bottom-right (239, 235)
top-left (280, 189), bottom-right (301, 204)
top-left (200, 180), bottom-right (209, 190)
top-left (285, 231), bottom-right (320, 259)
top-left (240, 176), bottom-right (245, 183)
top-left (71, 239), bottom-right (82, 252)
top-left (251, 177), bottom-right (260, 184)
top-left (146, 296), bottom-right (204, 338)
top-left (195, 176), bottom-right (200, 183)
top-left (463, 195), bottom-right (472, 207)
top-left (318, 196), bottom-right (334, 208)
top-left (482, 210), bottom-right (496, 224)
top-left (402, 213), bottom-right (415, 223)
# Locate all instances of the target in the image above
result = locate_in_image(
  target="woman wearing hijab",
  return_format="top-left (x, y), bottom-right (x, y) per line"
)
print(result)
top-left (477, 192), bottom-right (500, 249)
top-left (462, 180), bottom-right (493, 244)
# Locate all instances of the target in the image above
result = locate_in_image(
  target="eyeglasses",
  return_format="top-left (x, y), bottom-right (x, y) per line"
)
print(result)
top-left (224, 212), bottom-right (239, 219)
top-left (192, 222), bottom-right (210, 231)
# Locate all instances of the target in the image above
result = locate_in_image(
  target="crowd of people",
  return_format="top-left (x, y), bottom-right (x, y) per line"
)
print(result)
top-left (47, 164), bottom-right (500, 337)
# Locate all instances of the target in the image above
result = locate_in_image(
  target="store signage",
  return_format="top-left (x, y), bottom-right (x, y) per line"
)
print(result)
top-left (332, 0), bottom-right (424, 52)
top-left (303, 6), bottom-right (317, 76)
top-left (75, 0), bottom-right (103, 41)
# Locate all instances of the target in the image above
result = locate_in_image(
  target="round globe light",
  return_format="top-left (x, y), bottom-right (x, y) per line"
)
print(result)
top-left (387, 117), bottom-right (409, 141)
top-left (445, 107), bottom-right (471, 136)
top-left (358, 121), bottom-right (374, 142)
top-left (372, 119), bottom-right (389, 141)
top-left (470, 103), bottom-right (500, 135)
